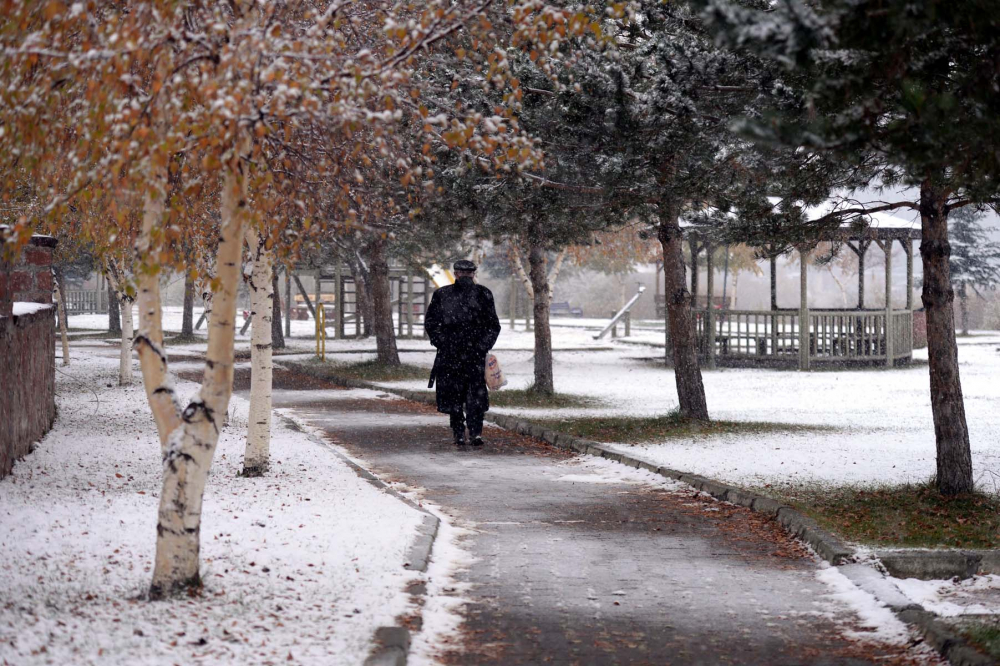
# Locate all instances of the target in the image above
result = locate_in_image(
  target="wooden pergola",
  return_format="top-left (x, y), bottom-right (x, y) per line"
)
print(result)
top-left (678, 224), bottom-right (922, 370)
top-left (283, 259), bottom-right (432, 340)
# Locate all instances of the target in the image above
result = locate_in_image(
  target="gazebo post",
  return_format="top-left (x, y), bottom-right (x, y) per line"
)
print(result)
top-left (857, 240), bottom-right (871, 309)
top-left (905, 238), bottom-right (914, 310)
top-left (769, 250), bottom-right (777, 358)
top-left (706, 242), bottom-right (716, 369)
top-left (799, 246), bottom-right (809, 371)
top-left (884, 239), bottom-right (893, 367)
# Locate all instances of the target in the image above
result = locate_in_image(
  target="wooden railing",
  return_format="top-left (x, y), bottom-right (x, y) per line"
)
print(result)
top-left (691, 308), bottom-right (914, 364)
top-left (64, 290), bottom-right (108, 315)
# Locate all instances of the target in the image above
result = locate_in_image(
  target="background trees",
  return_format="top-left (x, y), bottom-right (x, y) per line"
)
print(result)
top-left (706, 0), bottom-right (1000, 494)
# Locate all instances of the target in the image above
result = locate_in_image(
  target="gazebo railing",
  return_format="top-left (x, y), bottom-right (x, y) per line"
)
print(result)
top-left (691, 309), bottom-right (914, 363)
top-left (64, 289), bottom-right (109, 315)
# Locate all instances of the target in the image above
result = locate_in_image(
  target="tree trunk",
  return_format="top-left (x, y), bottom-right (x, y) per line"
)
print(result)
top-left (108, 282), bottom-right (121, 334)
top-left (140, 140), bottom-right (250, 598)
top-left (54, 268), bottom-right (70, 366)
top-left (368, 238), bottom-right (400, 365)
top-left (243, 229), bottom-right (273, 477)
top-left (528, 238), bottom-right (554, 394)
top-left (181, 272), bottom-right (195, 337)
top-left (271, 268), bottom-right (285, 350)
top-left (659, 211), bottom-right (709, 420)
top-left (347, 252), bottom-right (374, 338)
top-left (959, 281), bottom-right (969, 336)
top-left (119, 295), bottom-right (134, 385)
top-left (919, 181), bottom-right (973, 495)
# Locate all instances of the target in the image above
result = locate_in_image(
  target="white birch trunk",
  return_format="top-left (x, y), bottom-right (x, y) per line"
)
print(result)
top-left (547, 249), bottom-right (567, 303)
top-left (55, 275), bottom-right (70, 366)
top-left (119, 298), bottom-right (134, 385)
top-left (509, 244), bottom-right (534, 299)
top-left (140, 139), bottom-right (250, 598)
top-left (242, 228), bottom-right (273, 477)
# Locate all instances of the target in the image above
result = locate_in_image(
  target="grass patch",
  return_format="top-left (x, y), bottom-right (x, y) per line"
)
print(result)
top-left (962, 622), bottom-right (1000, 660)
top-left (310, 358), bottom-right (429, 382)
top-left (488, 388), bottom-right (602, 409)
top-left (762, 482), bottom-right (1000, 549)
top-left (531, 411), bottom-right (832, 444)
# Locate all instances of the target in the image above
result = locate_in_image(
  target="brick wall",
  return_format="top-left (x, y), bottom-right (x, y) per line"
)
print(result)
top-left (1, 232), bottom-right (57, 478)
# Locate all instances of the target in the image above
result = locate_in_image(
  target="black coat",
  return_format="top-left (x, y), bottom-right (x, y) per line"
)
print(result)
top-left (425, 277), bottom-right (502, 414)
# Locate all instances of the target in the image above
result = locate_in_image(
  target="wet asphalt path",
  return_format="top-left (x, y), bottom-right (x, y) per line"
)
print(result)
top-left (237, 367), bottom-right (924, 666)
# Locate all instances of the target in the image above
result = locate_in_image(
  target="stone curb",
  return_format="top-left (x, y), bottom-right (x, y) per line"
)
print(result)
top-left (276, 404), bottom-right (439, 666)
top-left (875, 549), bottom-right (1000, 581)
top-left (277, 360), bottom-right (995, 666)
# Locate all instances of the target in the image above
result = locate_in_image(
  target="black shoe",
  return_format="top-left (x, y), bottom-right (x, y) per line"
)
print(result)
top-left (454, 436), bottom-right (467, 447)
top-left (471, 436), bottom-right (484, 447)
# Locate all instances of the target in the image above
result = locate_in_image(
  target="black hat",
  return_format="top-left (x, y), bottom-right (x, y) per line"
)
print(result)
top-left (453, 260), bottom-right (477, 272)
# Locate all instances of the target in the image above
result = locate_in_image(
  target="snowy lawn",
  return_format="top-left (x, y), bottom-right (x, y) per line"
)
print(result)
top-left (314, 325), bottom-right (1000, 495)
top-left (0, 348), bottom-right (422, 665)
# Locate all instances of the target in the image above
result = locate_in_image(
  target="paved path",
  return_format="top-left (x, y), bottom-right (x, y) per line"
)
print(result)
top-left (240, 368), bottom-right (926, 666)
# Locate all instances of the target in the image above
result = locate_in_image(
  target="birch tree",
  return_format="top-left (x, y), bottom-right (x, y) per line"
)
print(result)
top-left (2, 0), bottom-right (591, 598)
top-left (242, 226), bottom-right (274, 477)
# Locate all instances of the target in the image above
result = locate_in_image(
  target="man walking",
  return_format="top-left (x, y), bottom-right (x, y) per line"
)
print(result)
top-left (425, 260), bottom-right (502, 447)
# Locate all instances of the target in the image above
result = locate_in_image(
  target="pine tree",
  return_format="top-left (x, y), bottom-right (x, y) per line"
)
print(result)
top-left (706, 0), bottom-right (1000, 494)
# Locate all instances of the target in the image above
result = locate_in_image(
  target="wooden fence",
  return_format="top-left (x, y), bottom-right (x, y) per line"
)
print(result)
top-left (691, 309), bottom-right (915, 365)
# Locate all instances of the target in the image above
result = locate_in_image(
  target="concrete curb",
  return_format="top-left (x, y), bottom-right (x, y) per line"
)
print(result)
top-left (276, 407), bottom-right (439, 666)
top-left (277, 360), bottom-right (995, 666)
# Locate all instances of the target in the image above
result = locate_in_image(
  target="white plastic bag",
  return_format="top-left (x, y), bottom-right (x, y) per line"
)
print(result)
top-left (485, 353), bottom-right (507, 391)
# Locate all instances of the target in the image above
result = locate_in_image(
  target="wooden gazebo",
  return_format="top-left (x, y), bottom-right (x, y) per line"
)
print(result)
top-left (680, 220), bottom-right (921, 370)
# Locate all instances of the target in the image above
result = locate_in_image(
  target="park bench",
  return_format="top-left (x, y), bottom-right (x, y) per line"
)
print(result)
top-left (551, 301), bottom-right (583, 317)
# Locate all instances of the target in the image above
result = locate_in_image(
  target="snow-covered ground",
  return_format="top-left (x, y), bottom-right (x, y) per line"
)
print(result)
top-left (0, 348), bottom-right (422, 665)
top-left (67, 304), bottom-right (1000, 489)
top-left (891, 575), bottom-right (1000, 617)
top-left (307, 323), bottom-right (1000, 492)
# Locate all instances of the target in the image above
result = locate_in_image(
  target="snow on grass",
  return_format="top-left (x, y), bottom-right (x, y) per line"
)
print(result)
top-left (815, 566), bottom-right (913, 645)
top-left (891, 575), bottom-right (1000, 617)
top-left (148, 320), bottom-right (1000, 493)
top-left (0, 351), bottom-right (422, 665)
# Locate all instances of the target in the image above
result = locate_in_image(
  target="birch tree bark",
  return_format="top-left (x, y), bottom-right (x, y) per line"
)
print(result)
top-left (919, 181), bottom-right (973, 495)
top-left (107, 263), bottom-right (134, 386)
top-left (54, 267), bottom-right (70, 366)
top-left (271, 269), bottom-right (285, 350)
top-left (659, 208), bottom-right (709, 420)
top-left (181, 272), bottom-right (195, 338)
top-left (135, 141), bottom-right (251, 598)
top-left (242, 227), bottom-right (274, 477)
top-left (108, 282), bottom-right (121, 334)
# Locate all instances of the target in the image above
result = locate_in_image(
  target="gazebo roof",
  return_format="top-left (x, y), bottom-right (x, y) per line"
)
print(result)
top-left (679, 203), bottom-right (922, 242)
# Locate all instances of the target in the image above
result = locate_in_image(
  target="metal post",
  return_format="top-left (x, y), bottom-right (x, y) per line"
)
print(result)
top-left (799, 247), bottom-right (810, 371)
top-left (885, 239), bottom-right (894, 367)
top-left (284, 270), bottom-right (291, 338)
top-left (706, 242), bottom-right (716, 369)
